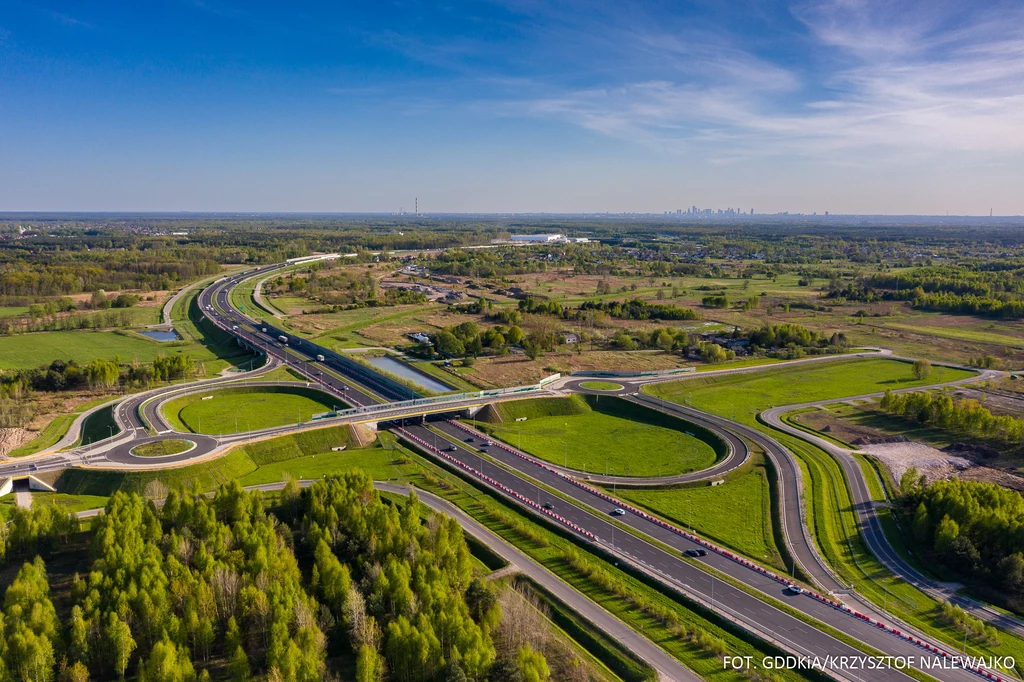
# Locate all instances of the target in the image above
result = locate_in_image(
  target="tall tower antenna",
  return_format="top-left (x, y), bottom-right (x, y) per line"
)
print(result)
top-left (415, 197), bottom-right (419, 216)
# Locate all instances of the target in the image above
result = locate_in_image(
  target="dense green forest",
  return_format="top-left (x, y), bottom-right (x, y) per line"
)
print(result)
top-left (0, 474), bottom-right (559, 682)
top-left (899, 474), bottom-right (1024, 610)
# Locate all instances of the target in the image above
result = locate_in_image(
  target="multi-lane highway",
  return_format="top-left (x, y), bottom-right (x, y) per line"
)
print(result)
top-left (3, 261), bottom-right (1014, 682)
top-left (396, 418), bottom-right (993, 682)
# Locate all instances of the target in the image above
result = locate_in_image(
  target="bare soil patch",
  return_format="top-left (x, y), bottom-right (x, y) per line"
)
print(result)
top-left (469, 350), bottom-right (684, 388)
top-left (861, 442), bottom-right (971, 484)
top-left (0, 427), bottom-right (33, 457)
top-left (792, 409), bottom-right (885, 447)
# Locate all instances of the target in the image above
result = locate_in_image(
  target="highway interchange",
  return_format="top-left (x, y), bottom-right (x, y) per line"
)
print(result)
top-left (1, 260), bottom-right (1017, 682)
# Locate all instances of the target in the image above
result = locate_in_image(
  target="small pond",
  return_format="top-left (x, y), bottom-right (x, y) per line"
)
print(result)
top-left (139, 329), bottom-right (182, 342)
top-left (364, 355), bottom-right (452, 393)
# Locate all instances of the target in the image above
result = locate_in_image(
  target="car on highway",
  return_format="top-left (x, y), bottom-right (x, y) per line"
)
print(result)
top-left (481, 440), bottom-right (492, 446)
top-left (684, 548), bottom-right (708, 558)
top-left (785, 584), bottom-right (803, 595)
top-left (611, 508), bottom-right (625, 516)
top-left (447, 445), bottom-right (457, 452)
top-left (465, 436), bottom-right (475, 442)
top-left (542, 502), bottom-right (554, 510)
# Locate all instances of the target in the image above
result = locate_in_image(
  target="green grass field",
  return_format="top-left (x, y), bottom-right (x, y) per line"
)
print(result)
top-left (579, 381), bottom-right (624, 390)
top-left (647, 358), bottom-right (974, 422)
top-left (477, 395), bottom-right (721, 477)
top-left (131, 439), bottom-right (193, 457)
top-left (30, 492), bottom-right (112, 514)
top-left (162, 385), bottom-right (340, 434)
top-left (646, 358), bottom-right (1024, 665)
top-left (0, 306), bottom-right (29, 317)
top-left (619, 459), bottom-right (784, 569)
top-left (0, 287), bottom-right (258, 374)
top-left (0, 331), bottom-right (186, 369)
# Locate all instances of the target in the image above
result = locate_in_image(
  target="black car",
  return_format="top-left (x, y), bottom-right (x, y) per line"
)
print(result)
top-left (465, 437), bottom-right (475, 443)
top-left (684, 548), bottom-right (708, 558)
top-left (542, 502), bottom-right (554, 510)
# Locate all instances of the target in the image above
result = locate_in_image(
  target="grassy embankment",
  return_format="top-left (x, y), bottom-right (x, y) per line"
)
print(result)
top-left (617, 451), bottom-right (785, 570)
top-left (229, 273), bottom-right (286, 327)
top-left (56, 427), bottom-right (810, 681)
top-left (161, 385), bottom-right (340, 434)
top-left (471, 395), bottom-right (722, 478)
top-left (645, 358), bottom-right (1024, 668)
top-left (414, 360), bottom-right (484, 392)
top-left (80, 404), bottom-right (119, 446)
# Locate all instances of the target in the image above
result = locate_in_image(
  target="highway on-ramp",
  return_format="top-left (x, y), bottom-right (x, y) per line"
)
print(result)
top-left (4, 260), bottom-right (1010, 682)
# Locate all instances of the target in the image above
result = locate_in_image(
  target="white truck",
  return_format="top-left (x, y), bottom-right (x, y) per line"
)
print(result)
top-left (278, 335), bottom-right (288, 344)
top-left (316, 354), bottom-right (325, 362)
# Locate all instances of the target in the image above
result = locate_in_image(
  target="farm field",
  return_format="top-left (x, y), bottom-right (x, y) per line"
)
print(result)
top-left (473, 395), bottom-right (721, 477)
top-left (162, 385), bottom-right (341, 434)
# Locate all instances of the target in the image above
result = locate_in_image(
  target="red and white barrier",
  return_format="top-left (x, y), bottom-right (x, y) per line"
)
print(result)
top-left (394, 428), bottom-right (597, 542)
top-left (443, 420), bottom-right (1005, 680)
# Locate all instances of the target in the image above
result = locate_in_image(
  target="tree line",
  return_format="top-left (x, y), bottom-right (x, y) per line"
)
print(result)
top-left (880, 390), bottom-right (1024, 446)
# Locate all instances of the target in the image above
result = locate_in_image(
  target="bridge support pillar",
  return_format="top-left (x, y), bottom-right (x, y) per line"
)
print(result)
top-left (460, 406), bottom-right (484, 419)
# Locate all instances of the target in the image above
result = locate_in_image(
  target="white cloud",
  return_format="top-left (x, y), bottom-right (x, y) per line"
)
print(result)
top-left (512, 1), bottom-right (1024, 160)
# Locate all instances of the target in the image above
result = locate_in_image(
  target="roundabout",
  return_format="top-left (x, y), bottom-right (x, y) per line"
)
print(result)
top-left (577, 380), bottom-right (624, 391)
top-left (129, 438), bottom-right (196, 458)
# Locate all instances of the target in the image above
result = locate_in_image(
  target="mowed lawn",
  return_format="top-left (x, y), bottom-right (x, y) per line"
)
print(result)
top-left (0, 329), bottom-right (243, 370)
top-left (647, 358), bottom-right (975, 424)
top-left (480, 396), bottom-right (719, 477)
top-left (164, 385), bottom-right (340, 434)
top-left (0, 331), bottom-right (182, 369)
top-left (621, 469), bottom-right (781, 566)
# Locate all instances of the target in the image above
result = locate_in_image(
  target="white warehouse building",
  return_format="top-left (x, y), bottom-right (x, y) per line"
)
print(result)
top-left (510, 233), bottom-right (565, 243)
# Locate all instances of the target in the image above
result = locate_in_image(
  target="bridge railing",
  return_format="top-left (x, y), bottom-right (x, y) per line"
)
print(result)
top-left (328, 375), bottom-right (559, 421)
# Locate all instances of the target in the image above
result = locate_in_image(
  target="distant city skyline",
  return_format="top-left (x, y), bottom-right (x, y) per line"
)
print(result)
top-left (2, 1), bottom-right (1023, 214)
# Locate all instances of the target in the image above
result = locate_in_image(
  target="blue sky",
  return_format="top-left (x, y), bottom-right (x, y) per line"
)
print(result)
top-left (2, 0), bottom-right (1023, 214)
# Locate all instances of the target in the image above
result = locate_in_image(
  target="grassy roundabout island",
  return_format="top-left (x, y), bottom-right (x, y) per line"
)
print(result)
top-left (130, 439), bottom-right (194, 457)
top-left (472, 394), bottom-right (723, 477)
top-left (578, 380), bottom-right (625, 391)
top-left (162, 384), bottom-right (343, 434)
